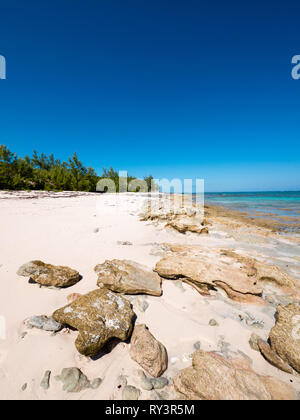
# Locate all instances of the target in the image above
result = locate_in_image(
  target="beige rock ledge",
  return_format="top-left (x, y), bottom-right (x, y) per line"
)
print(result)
top-left (155, 245), bottom-right (299, 304)
top-left (174, 350), bottom-right (297, 400)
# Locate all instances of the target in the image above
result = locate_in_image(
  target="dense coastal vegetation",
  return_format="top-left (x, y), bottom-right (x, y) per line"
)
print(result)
top-left (0, 145), bottom-right (155, 192)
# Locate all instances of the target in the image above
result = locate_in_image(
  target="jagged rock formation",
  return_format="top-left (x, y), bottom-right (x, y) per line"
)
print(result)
top-left (140, 196), bottom-right (208, 234)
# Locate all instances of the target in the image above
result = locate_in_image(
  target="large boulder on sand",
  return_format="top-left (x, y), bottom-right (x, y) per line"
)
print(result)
top-left (269, 303), bottom-right (300, 373)
top-left (174, 350), bottom-right (297, 400)
top-left (17, 261), bottom-right (81, 288)
top-left (52, 289), bottom-right (135, 357)
top-left (130, 324), bottom-right (168, 378)
top-left (95, 259), bottom-right (162, 296)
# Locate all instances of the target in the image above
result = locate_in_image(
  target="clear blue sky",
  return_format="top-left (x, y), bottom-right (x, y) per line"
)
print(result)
top-left (0, 0), bottom-right (300, 192)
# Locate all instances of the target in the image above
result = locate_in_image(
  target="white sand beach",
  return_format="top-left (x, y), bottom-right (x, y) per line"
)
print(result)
top-left (0, 192), bottom-right (299, 400)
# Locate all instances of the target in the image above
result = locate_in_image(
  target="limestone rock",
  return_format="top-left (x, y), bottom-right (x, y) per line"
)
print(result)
top-left (257, 339), bottom-right (293, 374)
top-left (214, 281), bottom-right (265, 305)
top-left (269, 304), bottom-right (300, 373)
top-left (130, 324), bottom-right (168, 378)
top-left (52, 289), bottom-right (134, 357)
top-left (17, 261), bottom-right (81, 288)
top-left (55, 368), bottom-right (90, 393)
top-left (155, 245), bottom-right (297, 304)
top-left (173, 350), bottom-right (297, 400)
top-left (155, 255), bottom-right (263, 302)
top-left (221, 250), bottom-right (296, 290)
top-left (166, 217), bottom-right (208, 235)
top-left (95, 259), bottom-right (162, 296)
top-left (28, 315), bottom-right (62, 332)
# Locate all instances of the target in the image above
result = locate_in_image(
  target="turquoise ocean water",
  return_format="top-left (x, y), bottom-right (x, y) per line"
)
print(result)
top-left (199, 191), bottom-right (300, 232)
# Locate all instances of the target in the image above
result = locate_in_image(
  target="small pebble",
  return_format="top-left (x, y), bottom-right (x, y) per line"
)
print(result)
top-left (150, 377), bottom-right (169, 390)
top-left (90, 378), bottom-right (102, 389)
top-left (193, 341), bottom-right (201, 350)
top-left (40, 370), bottom-right (51, 390)
top-left (209, 319), bottom-right (218, 327)
top-left (122, 385), bottom-right (141, 400)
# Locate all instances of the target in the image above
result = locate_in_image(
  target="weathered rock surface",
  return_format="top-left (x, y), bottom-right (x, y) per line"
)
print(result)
top-left (155, 255), bottom-right (263, 302)
top-left (173, 351), bottom-right (297, 400)
top-left (17, 261), bottom-right (81, 288)
top-left (52, 289), bottom-right (134, 357)
top-left (130, 324), bottom-right (168, 378)
top-left (155, 245), bottom-right (298, 303)
top-left (140, 197), bottom-right (208, 235)
top-left (166, 217), bottom-right (208, 235)
top-left (257, 339), bottom-right (293, 374)
top-left (221, 250), bottom-right (297, 290)
top-left (95, 259), bottom-right (162, 296)
top-left (269, 304), bottom-right (300, 373)
top-left (55, 368), bottom-right (90, 393)
top-left (28, 315), bottom-right (62, 332)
